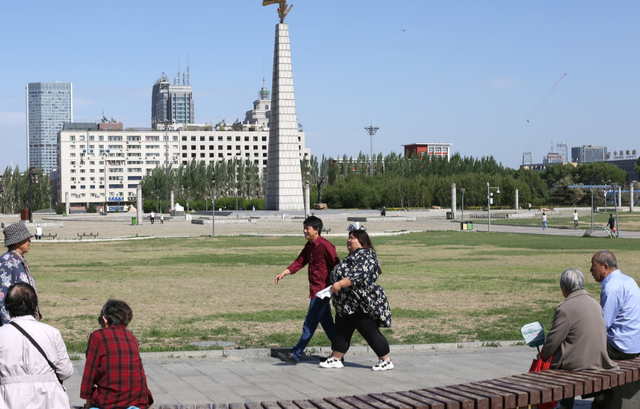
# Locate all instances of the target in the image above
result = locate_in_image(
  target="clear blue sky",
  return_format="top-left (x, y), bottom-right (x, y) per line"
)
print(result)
top-left (1, 1), bottom-right (638, 170)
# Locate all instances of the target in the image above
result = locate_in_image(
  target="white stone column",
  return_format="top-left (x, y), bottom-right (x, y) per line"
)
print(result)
top-left (304, 182), bottom-right (310, 218)
top-left (265, 23), bottom-right (304, 211)
top-left (630, 183), bottom-right (635, 212)
top-left (515, 189), bottom-right (519, 210)
top-left (618, 187), bottom-right (622, 210)
top-left (451, 183), bottom-right (456, 219)
top-left (137, 185), bottom-right (143, 225)
top-left (65, 192), bottom-right (70, 215)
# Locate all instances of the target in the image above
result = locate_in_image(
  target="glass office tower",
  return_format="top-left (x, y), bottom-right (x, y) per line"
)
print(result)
top-left (26, 82), bottom-right (73, 173)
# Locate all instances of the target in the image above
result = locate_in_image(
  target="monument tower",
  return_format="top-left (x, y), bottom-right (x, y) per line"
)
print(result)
top-left (263, 0), bottom-right (304, 210)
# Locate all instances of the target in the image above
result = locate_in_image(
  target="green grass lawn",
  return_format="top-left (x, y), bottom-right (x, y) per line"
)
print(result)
top-left (27, 232), bottom-right (640, 353)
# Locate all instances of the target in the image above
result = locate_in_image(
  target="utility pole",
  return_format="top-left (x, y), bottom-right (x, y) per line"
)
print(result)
top-left (364, 125), bottom-right (379, 177)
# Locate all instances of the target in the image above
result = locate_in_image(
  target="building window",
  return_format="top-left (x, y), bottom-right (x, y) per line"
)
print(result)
top-left (209, 153), bottom-right (214, 157)
top-left (191, 153), bottom-right (196, 158)
top-left (253, 145), bottom-right (258, 150)
top-left (253, 136), bottom-right (258, 141)
top-left (227, 136), bottom-right (232, 141)
top-left (235, 136), bottom-right (241, 141)
top-left (191, 145), bottom-right (196, 150)
top-left (244, 145), bottom-right (249, 150)
top-left (262, 145), bottom-right (267, 150)
top-left (218, 136), bottom-right (223, 141)
top-left (209, 145), bottom-right (214, 150)
top-left (182, 153), bottom-right (187, 158)
top-left (244, 136), bottom-right (249, 141)
top-left (200, 145), bottom-right (205, 150)
top-left (262, 136), bottom-right (267, 141)
top-left (236, 146), bottom-right (241, 150)
top-left (191, 136), bottom-right (196, 141)
top-left (218, 153), bottom-right (223, 158)
top-left (200, 136), bottom-right (205, 141)
top-left (182, 136), bottom-right (187, 141)
top-left (227, 145), bottom-right (232, 150)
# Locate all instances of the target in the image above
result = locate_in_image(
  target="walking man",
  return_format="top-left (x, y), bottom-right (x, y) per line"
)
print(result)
top-left (274, 216), bottom-right (339, 364)
top-left (608, 214), bottom-right (615, 231)
top-left (150, 211), bottom-right (155, 225)
top-left (573, 210), bottom-right (579, 229)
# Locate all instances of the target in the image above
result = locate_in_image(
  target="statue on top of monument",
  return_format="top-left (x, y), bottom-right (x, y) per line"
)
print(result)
top-left (262, 0), bottom-right (293, 23)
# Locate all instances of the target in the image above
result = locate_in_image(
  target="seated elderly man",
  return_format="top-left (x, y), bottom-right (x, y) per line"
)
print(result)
top-left (81, 299), bottom-right (153, 409)
top-left (542, 268), bottom-right (618, 409)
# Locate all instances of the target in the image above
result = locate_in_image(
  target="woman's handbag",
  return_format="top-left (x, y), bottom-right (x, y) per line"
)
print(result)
top-left (528, 349), bottom-right (556, 409)
top-left (9, 321), bottom-right (63, 385)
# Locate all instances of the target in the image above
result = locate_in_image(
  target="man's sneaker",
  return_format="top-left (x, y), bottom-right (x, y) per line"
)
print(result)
top-left (319, 356), bottom-right (344, 369)
top-left (322, 356), bottom-right (344, 364)
top-left (372, 359), bottom-right (394, 371)
top-left (277, 351), bottom-right (298, 365)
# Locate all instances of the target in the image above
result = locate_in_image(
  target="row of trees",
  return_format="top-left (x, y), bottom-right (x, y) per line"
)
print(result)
top-left (1, 154), bottom-right (636, 213)
top-left (1, 166), bottom-right (52, 213)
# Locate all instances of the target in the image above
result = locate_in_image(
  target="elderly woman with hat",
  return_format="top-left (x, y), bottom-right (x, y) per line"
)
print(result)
top-left (0, 223), bottom-right (40, 325)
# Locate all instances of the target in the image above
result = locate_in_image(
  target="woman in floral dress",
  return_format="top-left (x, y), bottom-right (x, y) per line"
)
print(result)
top-left (319, 229), bottom-right (393, 371)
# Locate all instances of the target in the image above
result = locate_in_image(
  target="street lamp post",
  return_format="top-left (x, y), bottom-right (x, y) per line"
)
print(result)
top-left (602, 180), bottom-right (610, 214)
top-left (487, 182), bottom-right (500, 232)
top-left (590, 187), bottom-right (595, 228)
top-left (461, 188), bottom-right (466, 223)
top-left (364, 125), bottom-right (379, 177)
top-left (611, 183), bottom-right (620, 238)
top-left (211, 178), bottom-right (216, 237)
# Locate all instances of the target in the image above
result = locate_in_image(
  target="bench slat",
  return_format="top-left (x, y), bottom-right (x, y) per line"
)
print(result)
top-left (324, 396), bottom-right (362, 409)
top-left (470, 381), bottom-right (526, 408)
top-left (407, 389), bottom-right (465, 409)
top-left (229, 403), bottom-right (246, 409)
top-left (435, 386), bottom-right (490, 409)
top-left (278, 400), bottom-right (301, 409)
top-left (535, 371), bottom-right (588, 395)
top-left (450, 383), bottom-right (514, 409)
top-left (615, 362), bottom-right (640, 382)
top-left (369, 392), bottom-right (433, 409)
top-left (246, 402), bottom-right (262, 409)
top-left (523, 371), bottom-right (576, 397)
top-left (421, 388), bottom-right (474, 409)
top-left (292, 400), bottom-right (318, 409)
top-left (352, 395), bottom-right (397, 409)
top-left (558, 370), bottom-right (603, 393)
top-left (494, 377), bottom-right (548, 404)
top-left (260, 401), bottom-right (281, 409)
top-left (215, 404), bottom-right (230, 409)
top-left (599, 369), bottom-right (625, 387)
top-left (396, 390), bottom-right (448, 409)
top-left (511, 374), bottom-right (565, 400)
top-left (308, 398), bottom-right (340, 409)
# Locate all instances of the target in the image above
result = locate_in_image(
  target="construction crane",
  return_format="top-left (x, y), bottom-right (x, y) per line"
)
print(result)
top-left (526, 73), bottom-right (567, 123)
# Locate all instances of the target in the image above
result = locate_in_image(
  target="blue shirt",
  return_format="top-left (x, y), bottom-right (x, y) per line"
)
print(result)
top-left (600, 269), bottom-right (640, 354)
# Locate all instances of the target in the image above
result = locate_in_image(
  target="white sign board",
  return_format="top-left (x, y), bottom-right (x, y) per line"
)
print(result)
top-left (521, 322), bottom-right (545, 348)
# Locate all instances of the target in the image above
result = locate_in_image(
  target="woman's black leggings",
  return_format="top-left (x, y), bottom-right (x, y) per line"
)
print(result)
top-left (333, 312), bottom-right (390, 358)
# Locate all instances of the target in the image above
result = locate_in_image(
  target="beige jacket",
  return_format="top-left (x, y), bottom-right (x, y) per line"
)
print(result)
top-left (0, 316), bottom-right (73, 409)
top-left (542, 289), bottom-right (618, 371)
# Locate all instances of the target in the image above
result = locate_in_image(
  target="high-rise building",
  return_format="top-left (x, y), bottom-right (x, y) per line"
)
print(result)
top-left (26, 82), bottom-right (73, 173)
top-left (151, 68), bottom-right (194, 127)
top-left (571, 145), bottom-right (607, 163)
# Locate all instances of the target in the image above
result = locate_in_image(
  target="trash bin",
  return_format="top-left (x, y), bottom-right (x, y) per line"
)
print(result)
top-left (446, 211), bottom-right (453, 219)
top-left (460, 221), bottom-right (474, 230)
top-left (131, 216), bottom-right (137, 226)
top-left (467, 221), bottom-right (473, 230)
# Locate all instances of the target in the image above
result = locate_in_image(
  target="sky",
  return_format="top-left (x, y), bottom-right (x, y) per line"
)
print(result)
top-left (1, 1), bottom-right (639, 170)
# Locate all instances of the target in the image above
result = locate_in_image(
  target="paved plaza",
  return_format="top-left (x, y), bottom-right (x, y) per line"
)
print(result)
top-left (1, 208), bottom-right (628, 407)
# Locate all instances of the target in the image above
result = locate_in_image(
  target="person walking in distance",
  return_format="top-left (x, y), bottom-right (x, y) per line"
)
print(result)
top-left (573, 210), bottom-right (579, 229)
top-left (274, 216), bottom-right (339, 365)
top-left (542, 212), bottom-right (547, 230)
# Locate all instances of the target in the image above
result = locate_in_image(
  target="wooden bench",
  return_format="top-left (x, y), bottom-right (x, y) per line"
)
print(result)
top-left (40, 233), bottom-right (57, 239)
top-left (77, 232), bottom-right (99, 239)
top-left (322, 228), bottom-right (331, 234)
top-left (197, 358), bottom-right (640, 409)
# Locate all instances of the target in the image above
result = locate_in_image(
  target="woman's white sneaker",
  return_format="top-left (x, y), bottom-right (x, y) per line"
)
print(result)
top-left (372, 359), bottom-right (394, 371)
top-left (319, 357), bottom-right (344, 369)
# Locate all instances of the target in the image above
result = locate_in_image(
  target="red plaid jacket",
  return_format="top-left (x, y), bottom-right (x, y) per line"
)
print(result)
top-left (80, 325), bottom-right (152, 409)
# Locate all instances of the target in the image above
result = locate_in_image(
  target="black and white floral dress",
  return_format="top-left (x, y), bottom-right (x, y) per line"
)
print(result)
top-left (330, 248), bottom-right (391, 328)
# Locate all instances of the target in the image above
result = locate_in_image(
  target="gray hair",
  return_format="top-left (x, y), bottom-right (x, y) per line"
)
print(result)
top-left (594, 250), bottom-right (617, 269)
top-left (560, 269), bottom-right (585, 293)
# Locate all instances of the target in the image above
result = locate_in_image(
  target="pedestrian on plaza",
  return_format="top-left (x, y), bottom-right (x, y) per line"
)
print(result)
top-left (381, 206), bottom-right (386, 217)
top-left (150, 211), bottom-right (155, 225)
top-left (541, 269), bottom-right (617, 409)
top-left (542, 212), bottom-right (547, 230)
top-left (35, 224), bottom-right (43, 240)
top-left (1, 223), bottom-right (41, 325)
top-left (320, 229), bottom-right (393, 371)
top-left (160, 214), bottom-right (164, 224)
top-left (573, 210), bottom-right (579, 229)
top-left (608, 214), bottom-right (615, 231)
top-left (274, 216), bottom-right (339, 365)
top-left (528, 203), bottom-right (532, 211)
top-left (0, 283), bottom-right (73, 409)
top-left (81, 299), bottom-right (153, 409)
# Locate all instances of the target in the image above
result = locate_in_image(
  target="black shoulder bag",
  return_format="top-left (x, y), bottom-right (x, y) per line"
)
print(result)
top-left (8, 321), bottom-right (63, 385)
